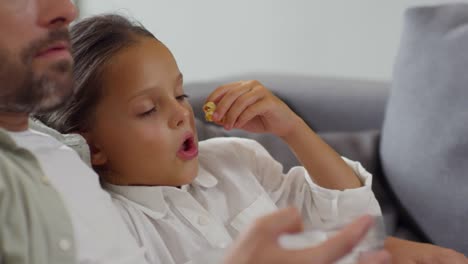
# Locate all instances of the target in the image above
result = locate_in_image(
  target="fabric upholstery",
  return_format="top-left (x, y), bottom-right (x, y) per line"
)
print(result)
top-left (381, 3), bottom-right (468, 253)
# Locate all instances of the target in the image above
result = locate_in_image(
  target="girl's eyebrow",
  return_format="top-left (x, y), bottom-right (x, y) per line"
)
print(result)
top-left (127, 87), bottom-right (159, 103)
top-left (127, 73), bottom-right (184, 103)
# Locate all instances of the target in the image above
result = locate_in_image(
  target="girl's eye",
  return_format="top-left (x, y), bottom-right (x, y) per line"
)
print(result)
top-left (176, 94), bottom-right (189, 101)
top-left (139, 107), bottom-right (156, 117)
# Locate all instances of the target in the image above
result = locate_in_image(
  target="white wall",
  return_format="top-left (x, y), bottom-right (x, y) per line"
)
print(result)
top-left (78, 0), bottom-right (464, 83)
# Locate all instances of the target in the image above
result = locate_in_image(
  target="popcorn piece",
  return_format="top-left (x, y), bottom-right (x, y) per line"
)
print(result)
top-left (203, 102), bottom-right (216, 122)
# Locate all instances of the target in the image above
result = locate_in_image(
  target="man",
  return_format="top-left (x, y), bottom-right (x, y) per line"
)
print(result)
top-left (0, 0), bottom-right (150, 263)
top-left (0, 0), bottom-right (429, 263)
top-left (0, 1), bottom-right (391, 263)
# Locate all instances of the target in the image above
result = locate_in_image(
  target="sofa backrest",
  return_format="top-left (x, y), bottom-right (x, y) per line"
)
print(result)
top-left (186, 73), bottom-right (390, 133)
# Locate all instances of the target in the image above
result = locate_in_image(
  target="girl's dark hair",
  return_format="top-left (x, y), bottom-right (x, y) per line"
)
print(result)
top-left (36, 14), bottom-right (157, 133)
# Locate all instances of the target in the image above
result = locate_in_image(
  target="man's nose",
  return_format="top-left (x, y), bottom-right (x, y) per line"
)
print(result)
top-left (38, 0), bottom-right (78, 29)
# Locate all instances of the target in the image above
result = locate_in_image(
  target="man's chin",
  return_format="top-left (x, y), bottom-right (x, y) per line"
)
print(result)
top-left (32, 80), bottom-right (74, 114)
top-left (32, 96), bottom-right (69, 114)
top-left (2, 75), bottom-right (75, 115)
top-left (31, 62), bottom-right (74, 114)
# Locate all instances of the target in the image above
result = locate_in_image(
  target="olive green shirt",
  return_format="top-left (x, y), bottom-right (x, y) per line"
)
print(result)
top-left (0, 128), bottom-right (76, 264)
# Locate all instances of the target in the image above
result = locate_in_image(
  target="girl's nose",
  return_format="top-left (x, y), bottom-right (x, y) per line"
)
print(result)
top-left (169, 101), bottom-right (190, 129)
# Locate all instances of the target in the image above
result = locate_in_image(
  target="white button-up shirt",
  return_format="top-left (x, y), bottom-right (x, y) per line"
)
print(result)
top-left (104, 138), bottom-right (382, 264)
top-left (8, 129), bottom-right (148, 264)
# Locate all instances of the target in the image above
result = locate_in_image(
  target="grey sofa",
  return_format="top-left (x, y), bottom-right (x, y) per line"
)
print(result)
top-left (186, 73), bottom-right (425, 242)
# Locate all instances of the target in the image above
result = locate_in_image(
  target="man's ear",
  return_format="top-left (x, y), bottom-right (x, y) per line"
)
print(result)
top-left (81, 132), bottom-right (108, 166)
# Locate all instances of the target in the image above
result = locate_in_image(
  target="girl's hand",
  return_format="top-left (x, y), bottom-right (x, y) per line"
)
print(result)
top-left (205, 80), bottom-right (301, 138)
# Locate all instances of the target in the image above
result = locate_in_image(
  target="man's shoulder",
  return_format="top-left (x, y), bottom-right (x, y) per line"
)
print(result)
top-left (29, 118), bottom-right (91, 166)
top-left (29, 118), bottom-right (65, 140)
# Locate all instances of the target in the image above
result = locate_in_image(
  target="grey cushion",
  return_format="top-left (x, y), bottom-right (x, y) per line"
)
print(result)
top-left (380, 3), bottom-right (468, 253)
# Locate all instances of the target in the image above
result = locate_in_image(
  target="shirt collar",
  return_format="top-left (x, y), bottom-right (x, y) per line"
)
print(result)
top-left (0, 118), bottom-right (50, 150)
top-left (103, 182), bottom-right (169, 220)
top-left (192, 165), bottom-right (218, 188)
top-left (102, 167), bottom-right (218, 219)
top-left (0, 128), bottom-right (18, 150)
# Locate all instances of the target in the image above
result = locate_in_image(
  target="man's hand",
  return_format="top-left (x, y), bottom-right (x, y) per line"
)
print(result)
top-left (385, 237), bottom-right (467, 264)
top-left (223, 208), bottom-right (390, 264)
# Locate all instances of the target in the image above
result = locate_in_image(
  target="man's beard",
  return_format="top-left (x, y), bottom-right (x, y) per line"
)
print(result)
top-left (0, 29), bottom-right (74, 114)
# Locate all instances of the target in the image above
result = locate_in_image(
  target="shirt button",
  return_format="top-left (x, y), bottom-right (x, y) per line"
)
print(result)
top-left (197, 216), bottom-right (210, 226)
top-left (59, 239), bottom-right (71, 251)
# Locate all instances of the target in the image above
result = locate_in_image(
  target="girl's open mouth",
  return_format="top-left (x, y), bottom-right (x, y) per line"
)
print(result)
top-left (177, 134), bottom-right (198, 160)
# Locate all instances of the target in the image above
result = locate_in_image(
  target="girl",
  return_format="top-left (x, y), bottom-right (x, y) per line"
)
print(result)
top-left (39, 14), bottom-right (381, 264)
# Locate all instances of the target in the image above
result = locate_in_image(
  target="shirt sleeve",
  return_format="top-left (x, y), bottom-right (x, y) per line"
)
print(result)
top-left (231, 138), bottom-right (382, 228)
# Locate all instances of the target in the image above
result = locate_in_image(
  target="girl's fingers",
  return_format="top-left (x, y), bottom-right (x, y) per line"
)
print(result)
top-left (234, 98), bottom-right (270, 129)
top-left (204, 81), bottom-right (242, 106)
top-left (212, 82), bottom-right (257, 122)
top-left (223, 85), bottom-right (263, 129)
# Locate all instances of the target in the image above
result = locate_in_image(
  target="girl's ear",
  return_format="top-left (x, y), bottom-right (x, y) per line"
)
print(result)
top-left (81, 132), bottom-right (108, 166)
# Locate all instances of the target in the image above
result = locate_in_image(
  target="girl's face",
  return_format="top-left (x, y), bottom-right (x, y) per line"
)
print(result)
top-left (87, 37), bottom-right (198, 186)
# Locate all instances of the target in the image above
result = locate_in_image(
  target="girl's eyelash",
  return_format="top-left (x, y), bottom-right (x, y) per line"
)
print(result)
top-left (176, 94), bottom-right (189, 101)
top-left (138, 94), bottom-right (188, 118)
top-left (140, 107), bottom-right (156, 117)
